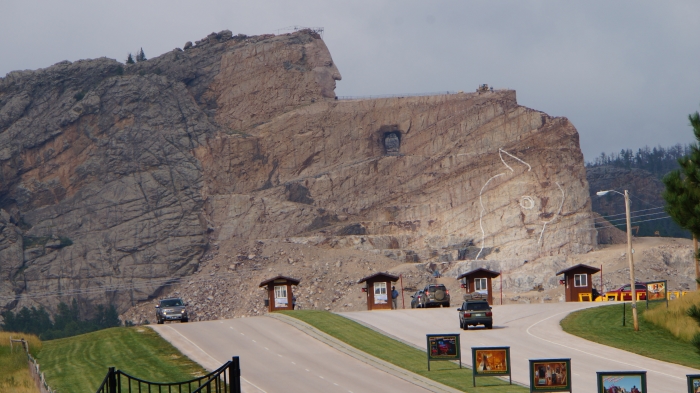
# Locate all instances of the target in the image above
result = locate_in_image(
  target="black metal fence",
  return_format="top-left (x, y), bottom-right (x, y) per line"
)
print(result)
top-left (95, 356), bottom-right (241, 393)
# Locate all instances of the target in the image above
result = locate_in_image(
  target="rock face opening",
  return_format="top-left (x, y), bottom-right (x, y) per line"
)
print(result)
top-left (383, 131), bottom-right (401, 155)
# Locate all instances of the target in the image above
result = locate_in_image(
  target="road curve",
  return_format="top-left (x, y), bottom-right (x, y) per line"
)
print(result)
top-left (341, 302), bottom-right (700, 391)
top-left (151, 316), bottom-right (430, 393)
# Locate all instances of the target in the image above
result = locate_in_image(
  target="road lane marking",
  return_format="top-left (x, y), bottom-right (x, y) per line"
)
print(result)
top-left (278, 354), bottom-right (283, 357)
top-left (525, 310), bottom-right (684, 380)
top-left (291, 362), bottom-right (296, 365)
top-left (265, 347), bottom-right (269, 350)
top-left (160, 326), bottom-right (268, 392)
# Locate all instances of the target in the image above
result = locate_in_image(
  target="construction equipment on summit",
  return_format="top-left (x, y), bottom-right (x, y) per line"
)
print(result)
top-left (477, 84), bottom-right (489, 93)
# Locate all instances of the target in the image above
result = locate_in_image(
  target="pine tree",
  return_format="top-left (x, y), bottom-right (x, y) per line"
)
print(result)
top-left (136, 48), bottom-right (147, 62)
top-left (126, 53), bottom-right (135, 64)
top-left (662, 108), bottom-right (700, 288)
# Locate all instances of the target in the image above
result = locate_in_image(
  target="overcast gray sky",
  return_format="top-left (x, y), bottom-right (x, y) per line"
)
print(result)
top-left (2, 1), bottom-right (699, 161)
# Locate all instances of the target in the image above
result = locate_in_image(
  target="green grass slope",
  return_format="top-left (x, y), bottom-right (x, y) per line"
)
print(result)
top-left (35, 326), bottom-right (207, 392)
top-left (281, 310), bottom-right (526, 392)
top-left (561, 303), bottom-right (700, 369)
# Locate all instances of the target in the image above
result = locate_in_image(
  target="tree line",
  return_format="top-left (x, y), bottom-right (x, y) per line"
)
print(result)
top-left (126, 48), bottom-right (147, 64)
top-left (586, 143), bottom-right (692, 179)
top-left (0, 299), bottom-right (123, 340)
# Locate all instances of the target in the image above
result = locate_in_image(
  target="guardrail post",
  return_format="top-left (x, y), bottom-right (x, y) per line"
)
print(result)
top-left (108, 367), bottom-right (117, 393)
top-left (230, 357), bottom-right (241, 393)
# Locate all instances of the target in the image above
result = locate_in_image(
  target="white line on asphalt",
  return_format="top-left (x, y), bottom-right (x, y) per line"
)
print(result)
top-left (162, 326), bottom-right (268, 392)
top-left (278, 354), bottom-right (283, 357)
top-left (525, 310), bottom-right (684, 380)
top-left (252, 340), bottom-right (256, 343)
top-left (305, 369), bottom-right (310, 372)
top-left (265, 347), bottom-right (269, 350)
top-left (291, 362), bottom-right (296, 365)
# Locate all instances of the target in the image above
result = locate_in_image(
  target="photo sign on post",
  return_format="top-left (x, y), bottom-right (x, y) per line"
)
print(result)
top-left (688, 374), bottom-right (700, 393)
top-left (472, 346), bottom-right (511, 387)
top-left (529, 359), bottom-right (571, 392)
top-left (597, 371), bottom-right (647, 393)
top-left (646, 280), bottom-right (668, 309)
top-left (426, 334), bottom-right (461, 371)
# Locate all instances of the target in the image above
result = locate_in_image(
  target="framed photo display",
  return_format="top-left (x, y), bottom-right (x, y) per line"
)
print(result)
top-left (529, 358), bottom-right (571, 392)
top-left (426, 334), bottom-right (461, 370)
top-left (688, 374), bottom-right (700, 393)
top-left (472, 346), bottom-right (511, 387)
top-left (597, 371), bottom-right (647, 393)
top-left (645, 280), bottom-right (668, 309)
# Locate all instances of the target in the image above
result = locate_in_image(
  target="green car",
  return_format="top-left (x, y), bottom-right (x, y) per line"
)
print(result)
top-left (457, 300), bottom-right (492, 330)
top-left (416, 284), bottom-right (451, 308)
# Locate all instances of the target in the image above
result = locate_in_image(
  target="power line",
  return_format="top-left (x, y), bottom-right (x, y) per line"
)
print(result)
top-left (0, 261), bottom-right (361, 303)
top-left (591, 215), bottom-right (673, 231)
top-left (593, 206), bottom-right (665, 221)
top-left (594, 210), bottom-right (669, 225)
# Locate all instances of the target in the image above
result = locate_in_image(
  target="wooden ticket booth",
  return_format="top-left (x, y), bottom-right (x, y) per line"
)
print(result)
top-left (456, 268), bottom-right (500, 305)
top-left (358, 272), bottom-right (399, 311)
top-left (259, 275), bottom-right (300, 312)
top-left (556, 264), bottom-right (600, 302)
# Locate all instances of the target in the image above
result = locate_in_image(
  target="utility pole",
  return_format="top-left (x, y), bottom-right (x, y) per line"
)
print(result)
top-left (695, 235), bottom-right (699, 290)
top-left (624, 190), bottom-right (639, 331)
top-left (597, 189), bottom-right (639, 331)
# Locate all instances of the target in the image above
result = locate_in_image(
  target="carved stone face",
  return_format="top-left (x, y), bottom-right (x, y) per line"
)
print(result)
top-left (305, 39), bottom-right (342, 98)
top-left (384, 132), bottom-right (400, 155)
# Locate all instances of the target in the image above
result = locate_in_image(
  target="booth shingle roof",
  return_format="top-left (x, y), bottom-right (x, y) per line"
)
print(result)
top-left (556, 264), bottom-right (600, 276)
top-left (258, 275), bottom-right (301, 287)
top-left (456, 268), bottom-right (501, 280)
top-left (357, 272), bottom-right (399, 284)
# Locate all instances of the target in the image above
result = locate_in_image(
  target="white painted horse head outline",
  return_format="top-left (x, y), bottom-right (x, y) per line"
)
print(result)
top-left (475, 148), bottom-right (565, 260)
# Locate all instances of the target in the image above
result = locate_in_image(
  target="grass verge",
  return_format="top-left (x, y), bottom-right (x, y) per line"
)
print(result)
top-left (0, 332), bottom-right (42, 393)
top-left (643, 290), bottom-right (700, 342)
top-left (35, 326), bottom-right (208, 392)
top-left (280, 310), bottom-right (526, 392)
top-left (561, 302), bottom-right (700, 369)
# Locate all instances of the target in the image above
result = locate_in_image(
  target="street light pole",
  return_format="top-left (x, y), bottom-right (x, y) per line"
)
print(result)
top-left (596, 189), bottom-right (639, 331)
top-left (624, 190), bottom-right (639, 331)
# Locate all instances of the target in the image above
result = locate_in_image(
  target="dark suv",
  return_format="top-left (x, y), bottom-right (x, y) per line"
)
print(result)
top-left (156, 298), bottom-right (189, 324)
top-left (458, 300), bottom-right (492, 330)
top-left (416, 284), bottom-right (450, 308)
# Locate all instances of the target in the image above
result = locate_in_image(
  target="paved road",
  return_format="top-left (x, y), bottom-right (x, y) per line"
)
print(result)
top-left (342, 302), bottom-right (700, 391)
top-left (151, 317), bottom-right (430, 393)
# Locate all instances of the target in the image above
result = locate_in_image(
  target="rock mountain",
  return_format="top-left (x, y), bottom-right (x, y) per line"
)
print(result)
top-left (0, 29), bottom-right (597, 317)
